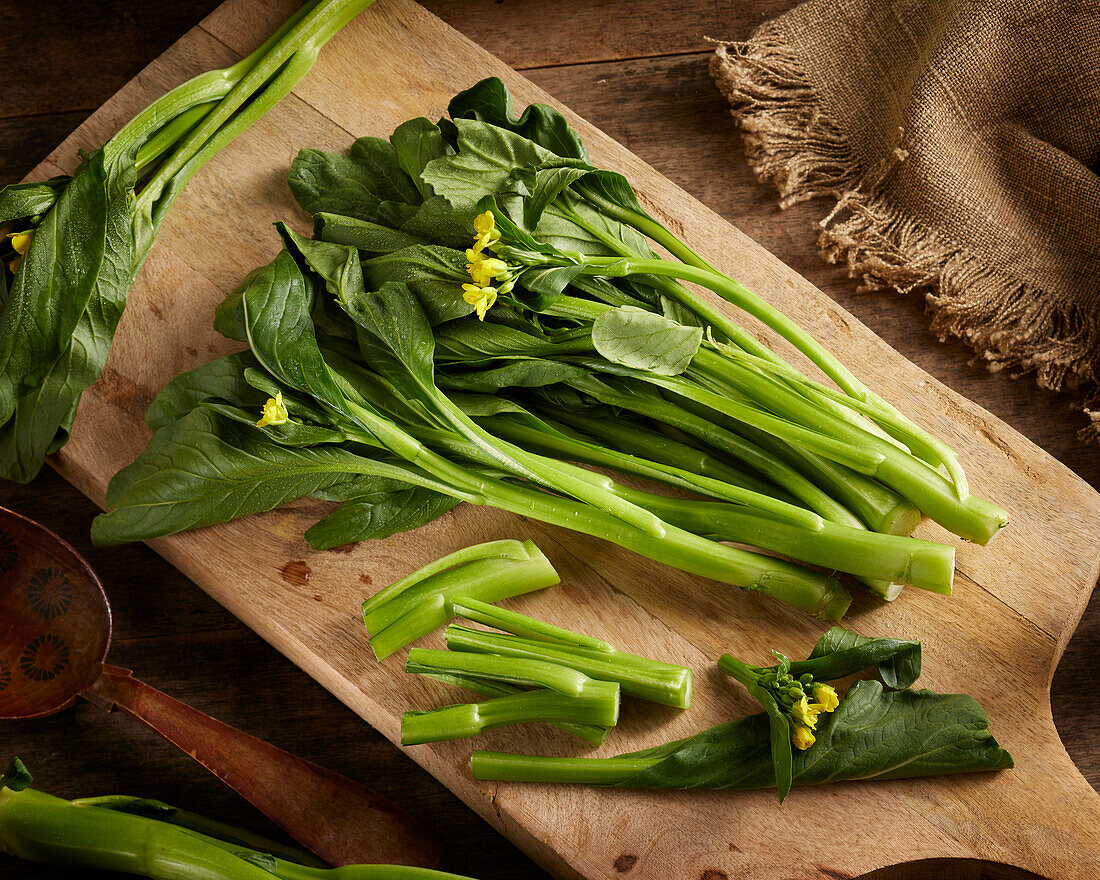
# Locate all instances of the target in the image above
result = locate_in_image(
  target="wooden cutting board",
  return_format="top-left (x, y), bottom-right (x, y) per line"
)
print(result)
top-left (31, 0), bottom-right (1100, 877)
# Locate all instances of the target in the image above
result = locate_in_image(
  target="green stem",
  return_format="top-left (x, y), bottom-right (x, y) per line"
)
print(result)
top-left (449, 595), bottom-right (615, 651)
top-left (406, 648), bottom-right (595, 697)
top-left (445, 625), bottom-right (694, 708)
top-left (401, 682), bottom-right (620, 745)
top-left (470, 751), bottom-right (656, 784)
top-left (418, 671), bottom-right (609, 744)
top-left (361, 539), bottom-right (559, 661)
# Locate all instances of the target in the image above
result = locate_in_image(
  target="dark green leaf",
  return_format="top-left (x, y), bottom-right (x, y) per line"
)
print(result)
top-left (591, 306), bottom-right (703, 376)
top-left (304, 486), bottom-right (459, 550)
top-left (90, 408), bottom-right (374, 546)
top-left (789, 626), bottom-right (922, 690)
top-left (0, 149), bottom-right (139, 482)
top-left (447, 77), bottom-right (589, 161)
top-left (361, 244), bottom-right (472, 324)
top-left (0, 177), bottom-right (71, 224)
top-left (336, 281), bottom-right (436, 387)
top-left (1, 757), bottom-right (32, 791)
top-left (606, 681), bottom-right (1012, 791)
top-left (315, 212), bottom-right (428, 253)
top-left (146, 351), bottom-right (262, 431)
top-left (389, 118), bottom-right (451, 200)
top-left (287, 148), bottom-right (391, 223)
top-left (350, 136), bottom-right (423, 204)
top-left (438, 360), bottom-right (588, 393)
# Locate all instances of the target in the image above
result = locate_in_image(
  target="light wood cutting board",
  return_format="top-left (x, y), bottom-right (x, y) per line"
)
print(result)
top-left (31, 1), bottom-right (1100, 877)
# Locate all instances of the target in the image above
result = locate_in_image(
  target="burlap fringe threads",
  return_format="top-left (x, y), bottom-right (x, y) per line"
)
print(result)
top-left (710, 40), bottom-right (1100, 440)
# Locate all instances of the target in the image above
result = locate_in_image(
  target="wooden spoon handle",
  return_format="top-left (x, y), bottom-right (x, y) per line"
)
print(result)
top-left (82, 664), bottom-right (444, 869)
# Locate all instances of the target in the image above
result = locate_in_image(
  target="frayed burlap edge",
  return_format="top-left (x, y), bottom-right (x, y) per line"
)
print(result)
top-left (710, 40), bottom-right (1100, 440)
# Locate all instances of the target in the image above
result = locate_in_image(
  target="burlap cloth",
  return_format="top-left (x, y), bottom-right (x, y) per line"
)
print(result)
top-left (711, 0), bottom-right (1100, 438)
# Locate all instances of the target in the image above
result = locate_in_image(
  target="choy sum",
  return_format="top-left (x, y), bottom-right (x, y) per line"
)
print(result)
top-left (0, 0), bottom-right (375, 483)
top-left (471, 627), bottom-right (1013, 802)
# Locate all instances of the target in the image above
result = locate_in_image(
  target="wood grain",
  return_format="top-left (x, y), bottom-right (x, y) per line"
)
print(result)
top-left (1, 2), bottom-right (1098, 880)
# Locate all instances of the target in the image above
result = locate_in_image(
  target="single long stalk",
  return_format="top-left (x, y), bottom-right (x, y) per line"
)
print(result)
top-left (444, 625), bottom-right (694, 708)
top-left (449, 596), bottom-right (615, 652)
top-left (406, 648), bottom-right (595, 697)
top-left (470, 751), bottom-right (655, 784)
top-left (401, 682), bottom-right (620, 745)
top-left (419, 671), bottom-right (609, 744)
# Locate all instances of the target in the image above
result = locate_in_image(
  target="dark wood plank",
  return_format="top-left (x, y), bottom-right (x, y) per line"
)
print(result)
top-left (1, 2), bottom-right (1097, 879)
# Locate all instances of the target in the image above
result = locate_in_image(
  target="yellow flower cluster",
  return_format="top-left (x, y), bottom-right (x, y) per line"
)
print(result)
top-left (462, 211), bottom-right (508, 321)
top-left (789, 683), bottom-right (840, 750)
top-left (256, 391), bottom-right (289, 428)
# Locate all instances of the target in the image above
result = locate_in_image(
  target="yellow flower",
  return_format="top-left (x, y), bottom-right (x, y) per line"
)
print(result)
top-left (6, 230), bottom-right (32, 273)
top-left (256, 391), bottom-right (289, 428)
top-left (471, 210), bottom-right (500, 253)
top-left (791, 724), bottom-right (816, 750)
top-left (810, 683), bottom-right (840, 713)
top-left (465, 249), bottom-right (509, 287)
top-left (790, 695), bottom-right (819, 730)
top-left (461, 283), bottom-right (497, 321)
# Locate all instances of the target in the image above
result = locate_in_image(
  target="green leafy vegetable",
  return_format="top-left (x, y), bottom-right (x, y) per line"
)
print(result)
top-left (0, 763), bottom-right (480, 879)
top-left (0, 0), bottom-right (377, 483)
top-left (470, 627), bottom-right (1012, 800)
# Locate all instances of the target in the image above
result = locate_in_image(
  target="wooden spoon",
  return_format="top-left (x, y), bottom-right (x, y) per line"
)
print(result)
top-left (0, 506), bottom-right (443, 869)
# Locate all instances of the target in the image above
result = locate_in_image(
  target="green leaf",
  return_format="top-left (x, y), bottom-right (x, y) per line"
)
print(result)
top-left (602, 681), bottom-right (1012, 790)
top-left (447, 77), bottom-right (589, 161)
top-left (287, 148), bottom-right (393, 223)
top-left (336, 281), bottom-right (436, 388)
top-left (389, 118), bottom-right (451, 200)
top-left (350, 135), bottom-right (423, 205)
top-left (0, 149), bottom-right (139, 482)
top-left (315, 212), bottom-right (428, 254)
top-left (361, 244), bottom-right (472, 324)
top-left (591, 306), bottom-right (703, 376)
top-left (304, 486), bottom-right (459, 549)
top-left (146, 351), bottom-right (263, 431)
top-left (1, 757), bottom-right (32, 791)
top-left (90, 408), bottom-right (377, 546)
top-left (236, 249), bottom-right (345, 408)
top-left (0, 176), bottom-right (71, 224)
top-left (789, 626), bottom-right (922, 690)
top-left (421, 118), bottom-right (560, 210)
top-left (438, 360), bottom-right (588, 393)
top-left (278, 224), bottom-right (364, 305)
top-left (434, 319), bottom-right (560, 361)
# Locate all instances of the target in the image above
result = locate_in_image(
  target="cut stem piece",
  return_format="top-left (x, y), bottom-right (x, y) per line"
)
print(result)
top-left (361, 539), bottom-right (559, 660)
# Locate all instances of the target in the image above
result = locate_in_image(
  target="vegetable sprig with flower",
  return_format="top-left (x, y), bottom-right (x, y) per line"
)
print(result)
top-left (470, 627), bottom-right (1013, 802)
top-left (0, 0), bottom-right (376, 483)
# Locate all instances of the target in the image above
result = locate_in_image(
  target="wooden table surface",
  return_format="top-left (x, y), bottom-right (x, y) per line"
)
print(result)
top-left (2, 3), bottom-right (1096, 878)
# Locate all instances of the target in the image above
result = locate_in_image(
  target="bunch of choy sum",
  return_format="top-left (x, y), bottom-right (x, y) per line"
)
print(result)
top-left (0, 0), bottom-right (375, 483)
top-left (0, 758), bottom-right (478, 880)
top-left (91, 77), bottom-right (1010, 622)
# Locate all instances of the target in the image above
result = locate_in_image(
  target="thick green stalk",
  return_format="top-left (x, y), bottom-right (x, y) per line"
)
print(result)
top-left (535, 405), bottom-right (795, 504)
top-left (361, 539), bottom-right (559, 661)
top-left (601, 487), bottom-right (953, 593)
top-left (574, 196), bottom-right (971, 490)
top-left (444, 625), bottom-right (694, 708)
top-left (0, 784), bottom-right (476, 879)
top-left (401, 681), bottom-right (620, 745)
top-left (470, 751), bottom-right (655, 784)
top-left (405, 648), bottom-right (595, 697)
top-left (449, 596), bottom-right (615, 651)
top-left (332, 400), bottom-right (851, 618)
top-left (419, 671), bottom-right (609, 744)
